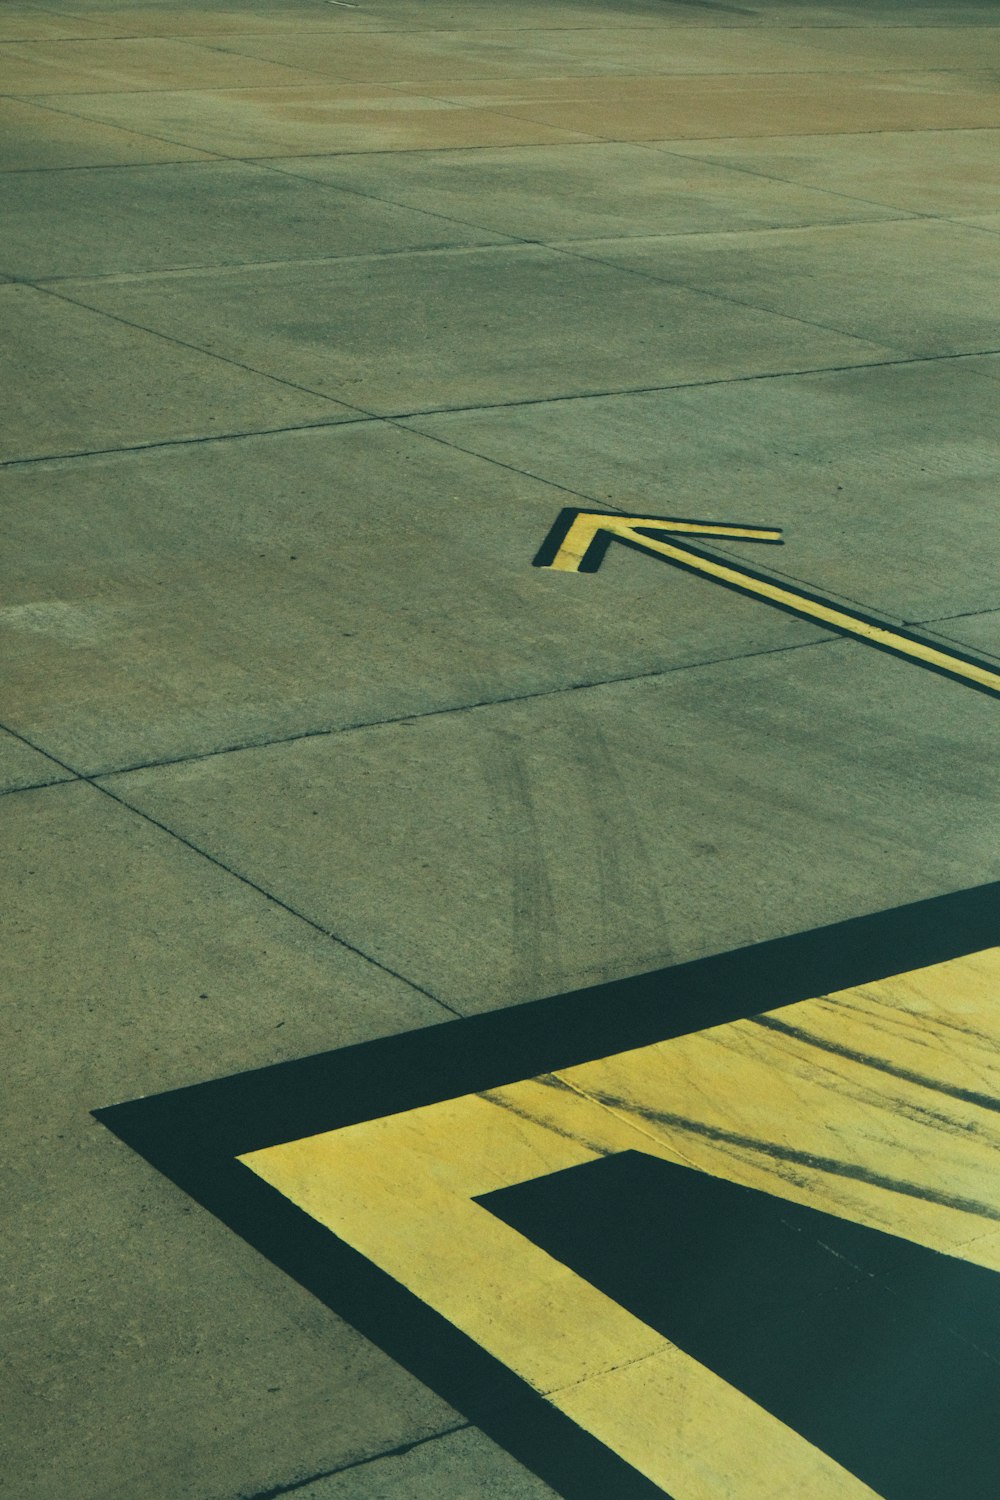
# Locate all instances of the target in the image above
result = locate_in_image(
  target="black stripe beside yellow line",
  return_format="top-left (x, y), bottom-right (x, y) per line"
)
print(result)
top-left (96, 883), bottom-right (1000, 1500)
top-left (534, 509), bottom-right (1000, 699)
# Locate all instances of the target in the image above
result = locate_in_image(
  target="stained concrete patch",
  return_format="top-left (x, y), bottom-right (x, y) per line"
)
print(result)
top-left (0, 158), bottom-right (513, 280)
top-left (0, 281), bottom-right (352, 462)
top-left (103, 640), bottom-right (1000, 1013)
top-left (53, 242), bottom-right (891, 414)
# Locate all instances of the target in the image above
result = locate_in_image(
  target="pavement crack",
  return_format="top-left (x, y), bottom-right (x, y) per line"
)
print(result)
top-left (547, 1342), bottom-right (668, 1400)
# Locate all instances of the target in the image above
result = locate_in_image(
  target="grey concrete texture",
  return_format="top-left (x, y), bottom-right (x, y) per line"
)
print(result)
top-left (291, 1428), bottom-right (558, 1499)
top-left (190, 18), bottom-right (1000, 84)
top-left (670, 128), bottom-right (1000, 217)
top-left (0, 159), bottom-right (514, 280)
top-left (3, 780), bottom-right (453, 1499)
top-left (0, 94), bottom-right (218, 170)
top-left (0, 729), bottom-right (72, 793)
top-left (0, 282), bottom-right (350, 462)
top-left (0, 7), bottom-right (109, 40)
top-left (404, 358), bottom-right (1000, 622)
top-left (25, 83), bottom-right (599, 157)
top-left (4, 1), bottom-right (999, 1498)
top-left (102, 640), bottom-right (1000, 1013)
top-left (961, 351), bottom-right (1000, 384)
top-left (0, 36), bottom-right (326, 94)
top-left (49, 0), bottom-right (1000, 32)
top-left (52, 246), bottom-right (893, 413)
top-left (567, 218), bottom-right (1000, 356)
top-left (0, 422), bottom-right (827, 774)
top-left (268, 140), bottom-right (918, 241)
top-left (419, 70), bottom-right (1000, 139)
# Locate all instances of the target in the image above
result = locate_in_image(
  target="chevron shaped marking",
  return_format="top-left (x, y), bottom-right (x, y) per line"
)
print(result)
top-left (534, 508), bottom-right (1000, 699)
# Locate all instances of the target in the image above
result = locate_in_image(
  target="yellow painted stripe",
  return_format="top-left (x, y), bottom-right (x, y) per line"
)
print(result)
top-left (547, 514), bottom-right (782, 571)
top-left (548, 516), bottom-right (1000, 696)
top-left (242, 946), bottom-right (1000, 1497)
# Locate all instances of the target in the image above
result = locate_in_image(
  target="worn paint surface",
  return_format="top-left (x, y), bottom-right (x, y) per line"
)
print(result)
top-left (243, 944), bottom-right (1000, 1498)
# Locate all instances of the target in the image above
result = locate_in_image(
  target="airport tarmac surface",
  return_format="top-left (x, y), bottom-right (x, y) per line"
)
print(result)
top-left (3, 1), bottom-right (999, 1496)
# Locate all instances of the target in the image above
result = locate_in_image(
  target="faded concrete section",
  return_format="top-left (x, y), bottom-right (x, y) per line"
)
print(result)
top-left (3, 1), bottom-right (998, 1497)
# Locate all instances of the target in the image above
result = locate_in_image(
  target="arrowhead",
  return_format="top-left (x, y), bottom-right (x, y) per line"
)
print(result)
top-left (534, 508), bottom-right (783, 573)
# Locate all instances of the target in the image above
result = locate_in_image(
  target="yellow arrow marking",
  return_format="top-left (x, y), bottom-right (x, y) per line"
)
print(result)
top-left (536, 511), bottom-right (1000, 699)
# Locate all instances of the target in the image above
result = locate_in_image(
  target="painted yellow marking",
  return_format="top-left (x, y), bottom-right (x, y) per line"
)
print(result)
top-left (545, 512), bottom-right (1000, 697)
top-left (243, 946), bottom-right (1000, 1498)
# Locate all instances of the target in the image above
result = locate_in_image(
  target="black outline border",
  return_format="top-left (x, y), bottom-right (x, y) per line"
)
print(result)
top-left (533, 508), bottom-right (1000, 699)
top-left (95, 882), bottom-right (1000, 1500)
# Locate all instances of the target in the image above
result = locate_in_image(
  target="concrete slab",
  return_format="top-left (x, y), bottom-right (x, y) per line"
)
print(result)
top-left (562, 219), bottom-right (1000, 356)
top-left (0, 282), bottom-right (350, 462)
top-left (201, 19), bottom-right (962, 85)
top-left (0, 159), bottom-right (513, 280)
top-left (30, 84), bottom-right (600, 157)
top-left (0, 36), bottom-right (327, 94)
top-left (54, 244), bottom-right (892, 415)
top-left (2, 778), bottom-right (452, 1500)
top-left (767, 0), bottom-right (1000, 22)
top-left (0, 95), bottom-right (217, 171)
top-left (28, 0), bottom-right (779, 37)
top-left (434, 70), bottom-right (1000, 139)
top-left (199, 27), bottom-right (656, 83)
top-left (28, 0), bottom-right (1000, 32)
top-left (33, 3), bottom-right (405, 37)
top-left (668, 128), bottom-right (1000, 218)
top-left (102, 637), bottom-right (1000, 1014)
top-left (959, 352), bottom-right (1000, 384)
top-left (0, 730), bottom-right (73, 793)
top-left (0, 421), bottom-right (825, 775)
top-left (222, 24), bottom-right (996, 81)
top-left (3, 774), bottom-right (445, 1094)
top-left (269, 141), bottom-right (914, 244)
top-left (933, 609), bottom-right (1000, 658)
top-left (764, 22), bottom-right (1000, 72)
top-left (292, 1428), bottom-right (558, 1499)
top-left (6, 1), bottom-right (1000, 1496)
top-left (404, 358), bottom-right (1000, 624)
top-left (0, 6), bottom-right (109, 40)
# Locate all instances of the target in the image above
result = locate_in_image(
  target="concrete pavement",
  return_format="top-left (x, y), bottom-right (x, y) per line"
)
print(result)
top-left (3, 1), bottom-right (999, 1496)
